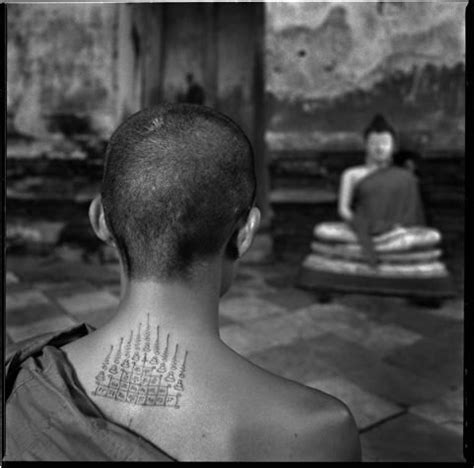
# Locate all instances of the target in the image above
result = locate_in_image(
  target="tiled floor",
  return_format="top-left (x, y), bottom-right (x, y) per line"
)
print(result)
top-left (4, 253), bottom-right (466, 462)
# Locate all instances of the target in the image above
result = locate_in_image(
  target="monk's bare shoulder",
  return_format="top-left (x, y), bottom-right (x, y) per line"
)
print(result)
top-left (295, 385), bottom-right (361, 461)
top-left (233, 375), bottom-right (361, 462)
top-left (277, 383), bottom-right (361, 461)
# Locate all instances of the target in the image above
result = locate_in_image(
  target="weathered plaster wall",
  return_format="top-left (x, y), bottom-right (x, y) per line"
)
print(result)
top-left (265, 2), bottom-right (466, 153)
top-left (7, 4), bottom-right (119, 140)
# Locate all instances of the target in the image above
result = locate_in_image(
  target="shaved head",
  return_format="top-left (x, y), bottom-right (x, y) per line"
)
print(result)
top-left (101, 104), bottom-right (256, 280)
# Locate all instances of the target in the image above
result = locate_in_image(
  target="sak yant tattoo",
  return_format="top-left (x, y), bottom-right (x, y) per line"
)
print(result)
top-left (93, 314), bottom-right (189, 408)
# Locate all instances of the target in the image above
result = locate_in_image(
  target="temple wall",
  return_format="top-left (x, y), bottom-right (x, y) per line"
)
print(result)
top-left (7, 4), bottom-right (119, 141)
top-left (264, 2), bottom-right (465, 154)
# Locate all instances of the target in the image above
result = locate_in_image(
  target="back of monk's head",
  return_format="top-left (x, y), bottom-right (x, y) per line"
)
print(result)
top-left (363, 114), bottom-right (397, 141)
top-left (101, 104), bottom-right (256, 281)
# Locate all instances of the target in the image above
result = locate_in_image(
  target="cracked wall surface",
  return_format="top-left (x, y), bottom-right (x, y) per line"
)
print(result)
top-left (265, 2), bottom-right (466, 153)
top-left (7, 4), bottom-right (119, 140)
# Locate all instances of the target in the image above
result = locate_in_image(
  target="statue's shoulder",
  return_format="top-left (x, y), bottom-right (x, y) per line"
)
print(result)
top-left (341, 165), bottom-right (371, 184)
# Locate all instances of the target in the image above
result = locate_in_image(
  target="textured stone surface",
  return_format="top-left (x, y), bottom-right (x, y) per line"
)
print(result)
top-left (7, 313), bottom-right (78, 343)
top-left (293, 303), bottom-right (422, 355)
top-left (361, 413), bottom-right (464, 462)
top-left (248, 339), bottom-right (341, 384)
top-left (219, 323), bottom-right (266, 356)
top-left (239, 308), bottom-right (329, 351)
top-left (384, 323), bottom-right (463, 389)
top-left (340, 294), bottom-right (462, 335)
top-left (6, 302), bottom-right (65, 327)
top-left (54, 290), bottom-right (119, 317)
top-left (219, 296), bottom-right (287, 323)
top-left (307, 376), bottom-right (403, 431)
top-left (261, 287), bottom-right (319, 311)
top-left (409, 388), bottom-right (463, 436)
top-left (6, 271), bottom-right (19, 284)
top-left (6, 290), bottom-right (51, 311)
top-left (72, 306), bottom-right (118, 329)
top-left (294, 333), bottom-right (453, 406)
top-left (424, 298), bottom-right (464, 322)
top-left (7, 4), bottom-right (118, 139)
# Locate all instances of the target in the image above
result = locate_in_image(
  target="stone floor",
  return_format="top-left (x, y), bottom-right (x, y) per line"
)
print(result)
top-left (4, 252), bottom-right (466, 462)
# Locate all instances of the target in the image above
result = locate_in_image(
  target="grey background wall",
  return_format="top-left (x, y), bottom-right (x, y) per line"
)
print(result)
top-left (265, 2), bottom-right (465, 153)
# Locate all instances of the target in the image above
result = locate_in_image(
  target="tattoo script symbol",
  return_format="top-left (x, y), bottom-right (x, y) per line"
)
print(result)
top-left (93, 314), bottom-right (189, 409)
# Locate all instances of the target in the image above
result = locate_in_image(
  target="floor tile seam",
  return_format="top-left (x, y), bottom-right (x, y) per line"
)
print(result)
top-left (219, 307), bottom-right (288, 325)
top-left (308, 341), bottom-right (457, 404)
top-left (407, 409), bottom-right (464, 433)
top-left (358, 408), bottom-right (408, 434)
top-left (44, 283), bottom-right (122, 317)
top-left (411, 388), bottom-right (464, 407)
top-left (381, 353), bottom-right (464, 382)
top-left (348, 360), bottom-right (458, 399)
top-left (38, 279), bottom-right (98, 297)
top-left (35, 290), bottom-right (82, 325)
top-left (235, 314), bottom-right (330, 345)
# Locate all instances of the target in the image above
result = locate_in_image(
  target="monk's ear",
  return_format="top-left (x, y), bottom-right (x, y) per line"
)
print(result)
top-left (89, 195), bottom-right (115, 247)
top-left (236, 207), bottom-right (261, 258)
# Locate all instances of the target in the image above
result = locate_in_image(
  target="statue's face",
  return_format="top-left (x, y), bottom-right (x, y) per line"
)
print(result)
top-left (366, 131), bottom-right (394, 164)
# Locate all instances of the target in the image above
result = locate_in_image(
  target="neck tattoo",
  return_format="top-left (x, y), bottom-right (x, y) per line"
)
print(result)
top-left (93, 314), bottom-right (189, 409)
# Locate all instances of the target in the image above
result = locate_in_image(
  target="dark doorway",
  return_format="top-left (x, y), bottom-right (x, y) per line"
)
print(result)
top-left (131, 2), bottom-right (269, 221)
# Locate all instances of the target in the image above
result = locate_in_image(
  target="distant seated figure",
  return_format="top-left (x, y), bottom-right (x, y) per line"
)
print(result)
top-left (316, 114), bottom-right (427, 267)
top-left (299, 115), bottom-right (454, 299)
top-left (5, 104), bottom-right (360, 461)
top-left (178, 73), bottom-right (205, 105)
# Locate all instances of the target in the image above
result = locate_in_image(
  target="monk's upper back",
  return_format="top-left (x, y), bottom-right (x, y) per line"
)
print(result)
top-left (134, 352), bottom-right (359, 461)
top-left (64, 335), bottom-right (359, 461)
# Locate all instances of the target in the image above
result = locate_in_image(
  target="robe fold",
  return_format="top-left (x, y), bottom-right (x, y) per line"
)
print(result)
top-left (350, 166), bottom-right (426, 266)
top-left (4, 324), bottom-right (176, 462)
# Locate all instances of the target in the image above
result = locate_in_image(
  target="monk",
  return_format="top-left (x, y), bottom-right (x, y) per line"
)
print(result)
top-left (5, 104), bottom-right (361, 462)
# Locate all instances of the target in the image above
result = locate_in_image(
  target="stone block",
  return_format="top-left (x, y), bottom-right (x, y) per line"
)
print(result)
top-left (7, 314), bottom-right (77, 343)
top-left (55, 290), bottom-right (119, 317)
top-left (424, 298), bottom-right (464, 322)
top-left (42, 281), bottom-right (98, 298)
top-left (294, 303), bottom-right (421, 355)
top-left (248, 339), bottom-right (342, 385)
top-left (72, 306), bottom-right (118, 329)
top-left (361, 413), bottom-right (464, 462)
top-left (261, 287), bottom-right (319, 311)
top-left (288, 333), bottom-right (453, 406)
top-left (384, 323), bottom-right (463, 389)
top-left (339, 294), bottom-right (462, 336)
top-left (6, 271), bottom-right (19, 285)
top-left (219, 296), bottom-right (287, 323)
top-left (409, 387), bottom-right (463, 435)
top-left (240, 309), bottom-right (328, 351)
top-left (219, 324), bottom-right (264, 356)
top-left (13, 260), bottom-right (120, 285)
top-left (6, 302), bottom-right (66, 327)
top-left (307, 375), bottom-right (403, 431)
top-left (6, 290), bottom-right (50, 311)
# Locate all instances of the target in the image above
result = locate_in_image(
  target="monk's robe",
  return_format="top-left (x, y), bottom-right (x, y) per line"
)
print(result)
top-left (349, 166), bottom-right (426, 267)
top-left (5, 324), bottom-right (176, 462)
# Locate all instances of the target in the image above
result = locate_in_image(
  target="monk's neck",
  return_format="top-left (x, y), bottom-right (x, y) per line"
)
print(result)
top-left (62, 280), bottom-right (224, 417)
top-left (107, 280), bottom-right (221, 342)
